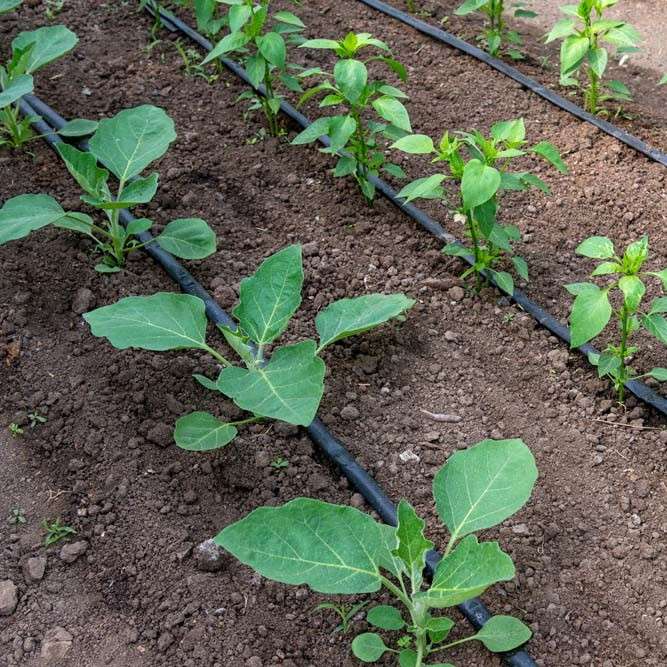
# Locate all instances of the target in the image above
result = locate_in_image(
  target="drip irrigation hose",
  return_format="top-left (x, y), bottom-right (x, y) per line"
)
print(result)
top-left (356, 0), bottom-right (667, 169)
top-left (140, 2), bottom-right (667, 417)
top-left (17, 96), bottom-right (536, 666)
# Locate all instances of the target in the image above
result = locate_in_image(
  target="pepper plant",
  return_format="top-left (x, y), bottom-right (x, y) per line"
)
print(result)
top-left (392, 118), bottom-right (567, 295)
top-left (0, 25), bottom-right (78, 150)
top-left (546, 0), bottom-right (641, 114)
top-left (566, 236), bottom-right (666, 402)
top-left (455, 0), bottom-right (537, 59)
top-left (216, 438), bottom-right (537, 666)
top-left (0, 105), bottom-right (216, 272)
top-left (84, 245), bottom-right (414, 449)
top-left (201, 0), bottom-right (306, 137)
top-left (293, 32), bottom-right (411, 203)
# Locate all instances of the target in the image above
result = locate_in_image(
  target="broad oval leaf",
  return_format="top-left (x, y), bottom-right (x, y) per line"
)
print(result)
top-left (316, 293), bottom-right (414, 350)
top-left (351, 633), bottom-right (389, 662)
top-left (156, 218), bottom-right (217, 259)
top-left (0, 0), bottom-right (22, 15)
top-left (89, 105), bottom-right (176, 182)
top-left (393, 500), bottom-right (433, 592)
top-left (433, 438), bottom-right (537, 540)
top-left (258, 31), bottom-right (286, 69)
top-left (291, 116), bottom-right (331, 146)
top-left (57, 118), bottom-right (98, 137)
top-left (233, 244), bottom-right (303, 345)
top-left (102, 173), bottom-right (159, 209)
top-left (83, 293), bottom-right (209, 352)
top-left (56, 143), bottom-right (110, 199)
top-left (216, 340), bottom-right (324, 425)
top-left (455, 0), bottom-right (488, 15)
top-left (560, 35), bottom-right (589, 76)
top-left (569, 285), bottom-right (612, 347)
top-left (531, 141), bottom-right (568, 173)
top-left (618, 275), bottom-right (645, 311)
top-left (0, 194), bottom-right (65, 245)
top-left (371, 96), bottom-right (411, 132)
top-left (202, 30), bottom-right (250, 65)
top-left (397, 174), bottom-right (446, 204)
top-left (474, 615), bottom-right (532, 652)
top-left (461, 160), bottom-right (501, 210)
top-left (12, 25), bottom-right (78, 74)
top-left (575, 236), bottom-right (615, 259)
top-left (391, 133), bottom-right (434, 154)
top-left (215, 497), bottom-right (394, 593)
top-left (367, 605), bottom-right (405, 631)
top-left (643, 314), bottom-right (667, 345)
top-left (490, 118), bottom-right (525, 143)
top-left (333, 58), bottom-right (367, 104)
top-left (545, 18), bottom-right (576, 43)
top-left (418, 535), bottom-right (515, 608)
top-left (174, 411), bottom-right (237, 451)
top-left (0, 74), bottom-right (33, 110)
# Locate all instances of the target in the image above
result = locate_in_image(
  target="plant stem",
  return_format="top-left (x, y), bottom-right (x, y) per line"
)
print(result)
top-left (262, 69), bottom-right (279, 137)
top-left (466, 211), bottom-right (484, 291)
top-left (617, 303), bottom-right (631, 403)
top-left (204, 344), bottom-right (233, 368)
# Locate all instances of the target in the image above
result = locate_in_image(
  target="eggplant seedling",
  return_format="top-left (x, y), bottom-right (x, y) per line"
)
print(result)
top-left (201, 0), bottom-right (306, 137)
top-left (0, 24), bottom-right (78, 150)
top-left (392, 118), bottom-right (567, 295)
top-left (0, 105), bottom-right (216, 273)
top-left (546, 0), bottom-right (641, 114)
top-left (566, 235), bottom-right (666, 402)
top-left (293, 32), bottom-right (411, 203)
top-left (455, 0), bottom-right (536, 58)
top-left (0, 0), bottom-right (22, 15)
top-left (84, 245), bottom-right (414, 451)
top-left (216, 438), bottom-right (537, 666)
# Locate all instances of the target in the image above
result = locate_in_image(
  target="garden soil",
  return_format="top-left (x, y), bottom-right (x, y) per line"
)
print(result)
top-left (0, 1), bottom-right (666, 666)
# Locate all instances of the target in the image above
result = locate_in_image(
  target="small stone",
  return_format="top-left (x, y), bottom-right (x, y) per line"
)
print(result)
top-left (59, 540), bottom-right (88, 564)
top-left (71, 288), bottom-right (95, 314)
top-left (444, 330), bottom-right (458, 342)
top-left (147, 423), bottom-right (172, 448)
top-left (23, 557), bottom-right (47, 584)
top-left (0, 580), bottom-right (18, 616)
top-left (341, 405), bottom-right (360, 420)
top-left (448, 286), bottom-right (465, 302)
top-left (309, 473), bottom-right (329, 492)
top-left (399, 449), bottom-right (420, 463)
top-left (302, 242), bottom-right (319, 257)
top-left (512, 523), bottom-right (530, 536)
top-left (246, 657), bottom-right (263, 667)
top-left (157, 632), bottom-right (174, 652)
top-left (40, 627), bottom-right (72, 662)
top-left (350, 493), bottom-right (365, 508)
top-left (193, 539), bottom-right (226, 572)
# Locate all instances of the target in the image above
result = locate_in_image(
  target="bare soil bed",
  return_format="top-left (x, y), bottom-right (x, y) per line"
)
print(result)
top-left (0, 1), bottom-right (666, 667)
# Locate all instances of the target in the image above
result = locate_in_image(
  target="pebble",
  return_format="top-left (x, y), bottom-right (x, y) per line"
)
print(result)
top-left (157, 631), bottom-right (174, 652)
top-left (350, 493), bottom-right (365, 508)
top-left (448, 286), bottom-right (465, 302)
top-left (0, 580), bottom-right (18, 616)
top-left (40, 627), bottom-right (72, 662)
top-left (193, 539), bottom-right (226, 572)
top-left (59, 540), bottom-right (89, 564)
top-left (71, 287), bottom-right (95, 314)
top-left (23, 556), bottom-right (47, 584)
top-left (444, 330), bottom-right (458, 342)
top-left (340, 405), bottom-right (360, 420)
top-left (246, 657), bottom-right (263, 667)
top-left (147, 423), bottom-right (173, 448)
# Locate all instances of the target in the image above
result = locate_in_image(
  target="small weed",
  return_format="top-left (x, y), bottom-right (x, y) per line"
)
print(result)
top-left (315, 600), bottom-right (368, 634)
top-left (44, 0), bottom-right (65, 20)
top-left (8, 422), bottom-right (24, 437)
top-left (270, 456), bottom-right (289, 469)
top-left (28, 411), bottom-right (47, 428)
top-left (8, 507), bottom-right (26, 525)
top-left (42, 518), bottom-right (76, 546)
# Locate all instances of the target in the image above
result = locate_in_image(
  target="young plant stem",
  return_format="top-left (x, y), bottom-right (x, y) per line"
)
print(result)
top-left (616, 303), bottom-right (632, 403)
top-left (262, 70), bottom-right (280, 137)
top-left (466, 211), bottom-right (484, 291)
top-left (204, 344), bottom-right (233, 368)
top-left (351, 107), bottom-right (372, 203)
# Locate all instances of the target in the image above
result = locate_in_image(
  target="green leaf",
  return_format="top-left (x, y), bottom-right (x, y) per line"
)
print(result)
top-left (565, 281), bottom-right (598, 296)
top-left (490, 118), bottom-right (525, 143)
top-left (545, 18), bottom-right (576, 43)
top-left (327, 115), bottom-right (357, 152)
top-left (367, 605), bottom-right (405, 631)
top-left (391, 134), bottom-right (434, 154)
top-left (512, 256), bottom-right (529, 282)
top-left (54, 212), bottom-right (96, 240)
top-left (315, 293), bottom-right (414, 350)
top-left (372, 96), bottom-right (411, 132)
top-left (0, 0), bottom-right (22, 15)
top-left (215, 497), bottom-right (395, 593)
top-left (396, 174), bottom-right (446, 203)
top-left (291, 116), bottom-right (331, 145)
top-left (245, 53), bottom-right (266, 88)
top-left (333, 58), bottom-right (367, 104)
top-left (233, 245), bottom-right (303, 345)
top-left (647, 269), bottom-right (667, 291)
top-left (591, 261), bottom-right (621, 276)
top-left (588, 46), bottom-right (608, 78)
top-left (12, 25), bottom-right (78, 74)
top-left (56, 143), bottom-right (110, 199)
top-left (274, 10), bottom-right (305, 28)
top-left (156, 218), bottom-right (216, 260)
top-left (461, 160), bottom-right (501, 210)
top-left (299, 38), bottom-right (341, 50)
top-left (642, 314), bottom-right (667, 345)
top-left (89, 105), bottom-right (176, 182)
top-left (394, 499), bottom-right (433, 592)
top-left (174, 411), bottom-right (237, 451)
top-left (57, 118), bottom-right (98, 137)
top-left (646, 368), bottom-right (667, 382)
top-left (95, 173), bottom-right (158, 209)
top-left (649, 297), bottom-right (667, 315)
top-left (427, 616), bottom-right (455, 643)
top-left (0, 194), bottom-right (65, 245)
top-left (258, 32), bottom-right (286, 69)
top-left (228, 4), bottom-right (251, 32)
top-left (605, 23), bottom-right (641, 48)
top-left (455, 0), bottom-right (488, 16)
top-left (569, 285), bottom-right (612, 347)
top-left (433, 438), bottom-right (538, 540)
top-left (490, 270), bottom-right (514, 295)
top-left (576, 236), bottom-right (615, 259)
top-left (531, 141), bottom-right (568, 173)
top-left (202, 30), bottom-right (250, 64)
top-left (351, 633), bottom-right (390, 662)
top-left (597, 351), bottom-right (621, 379)
top-left (83, 293), bottom-right (209, 352)
top-left (474, 615), bottom-right (532, 652)
top-left (334, 155), bottom-right (357, 177)
top-left (0, 74), bottom-right (33, 110)
top-left (560, 35), bottom-right (590, 76)
top-left (217, 341), bottom-right (324, 425)
top-left (618, 275), bottom-right (645, 311)
top-left (125, 218), bottom-right (153, 237)
top-left (418, 535), bottom-right (515, 608)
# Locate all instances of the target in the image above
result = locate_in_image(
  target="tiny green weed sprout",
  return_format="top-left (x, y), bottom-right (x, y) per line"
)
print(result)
top-left (315, 600), bottom-right (368, 634)
top-left (455, 0), bottom-right (537, 59)
top-left (8, 422), bottom-right (23, 437)
top-left (0, 0), bottom-right (22, 15)
top-left (546, 0), bottom-right (641, 115)
top-left (216, 438), bottom-right (537, 666)
top-left (270, 456), bottom-right (289, 469)
top-left (393, 118), bottom-right (567, 295)
top-left (659, 74), bottom-right (667, 86)
top-left (174, 39), bottom-right (219, 83)
top-left (44, 0), bottom-right (65, 20)
top-left (566, 235), bottom-right (667, 403)
top-left (201, 0), bottom-right (306, 137)
top-left (0, 25), bottom-right (78, 150)
top-left (8, 507), bottom-right (26, 525)
top-left (84, 245), bottom-right (414, 451)
top-left (28, 411), bottom-right (47, 428)
top-left (0, 105), bottom-right (216, 273)
top-left (42, 518), bottom-right (76, 546)
top-left (293, 32), bottom-right (411, 203)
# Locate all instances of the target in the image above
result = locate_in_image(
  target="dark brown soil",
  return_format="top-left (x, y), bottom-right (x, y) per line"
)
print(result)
top-left (0, 1), bottom-right (666, 667)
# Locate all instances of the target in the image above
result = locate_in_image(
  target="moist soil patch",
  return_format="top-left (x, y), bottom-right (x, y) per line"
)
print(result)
top-left (0, 2), bottom-right (666, 666)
